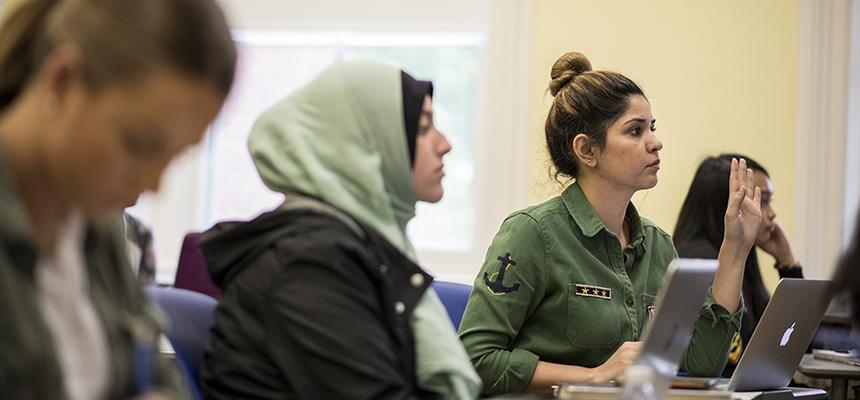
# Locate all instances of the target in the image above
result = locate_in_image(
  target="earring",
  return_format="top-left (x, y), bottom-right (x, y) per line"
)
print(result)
top-left (43, 92), bottom-right (60, 117)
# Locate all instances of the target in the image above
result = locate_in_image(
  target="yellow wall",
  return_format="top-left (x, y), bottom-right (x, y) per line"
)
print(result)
top-left (2, 0), bottom-right (17, 17)
top-left (527, 0), bottom-right (799, 291)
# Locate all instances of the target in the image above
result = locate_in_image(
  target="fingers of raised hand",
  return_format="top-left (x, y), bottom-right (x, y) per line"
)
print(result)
top-left (736, 158), bottom-right (755, 198)
top-left (727, 185), bottom-right (746, 216)
top-left (746, 168), bottom-right (755, 198)
top-left (738, 158), bottom-right (748, 186)
top-left (729, 158), bottom-right (754, 200)
top-left (741, 187), bottom-right (762, 216)
top-left (730, 158), bottom-right (739, 192)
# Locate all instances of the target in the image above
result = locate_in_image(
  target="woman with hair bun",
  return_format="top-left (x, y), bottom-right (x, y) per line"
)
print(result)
top-left (458, 52), bottom-right (763, 395)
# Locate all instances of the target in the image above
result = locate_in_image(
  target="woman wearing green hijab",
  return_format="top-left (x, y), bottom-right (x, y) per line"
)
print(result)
top-left (200, 61), bottom-right (482, 400)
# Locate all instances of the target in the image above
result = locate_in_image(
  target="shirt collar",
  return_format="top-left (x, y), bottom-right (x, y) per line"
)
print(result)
top-left (561, 182), bottom-right (647, 251)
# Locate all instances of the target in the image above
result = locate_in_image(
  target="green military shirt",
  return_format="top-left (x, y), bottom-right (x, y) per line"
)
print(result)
top-left (458, 182), bottom-right (742, 395)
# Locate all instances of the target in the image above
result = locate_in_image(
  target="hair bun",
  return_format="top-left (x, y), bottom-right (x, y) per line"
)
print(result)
top-left (548, 51), bottom-right (592, 97)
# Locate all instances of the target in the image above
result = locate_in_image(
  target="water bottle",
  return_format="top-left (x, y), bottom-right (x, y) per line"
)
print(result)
top-left (619, 364), bottom-right (658, 400)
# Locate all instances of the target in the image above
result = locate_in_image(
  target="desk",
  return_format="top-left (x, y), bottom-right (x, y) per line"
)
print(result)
top-left (486, 386), bottom-right (828, 400)
top-left (821, 310), bottom-right (853, 325)
top-left (798, 353), bottom-right (860, 399)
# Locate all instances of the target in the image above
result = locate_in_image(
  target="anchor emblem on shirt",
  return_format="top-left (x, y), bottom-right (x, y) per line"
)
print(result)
top-left (484, 253), bottom-right (520, 295)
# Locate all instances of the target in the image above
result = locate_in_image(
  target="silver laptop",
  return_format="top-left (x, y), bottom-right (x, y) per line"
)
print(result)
top-left (556, 259), bottom-right (718, 399)
top-left (634, 258), bottom-right (718, 397)
top-left (727, 278), bottom-right (831, 392)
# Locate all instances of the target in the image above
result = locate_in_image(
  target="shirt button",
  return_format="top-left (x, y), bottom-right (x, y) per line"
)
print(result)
top-left (626, 296), bottom-right (635, 307)
top-left (394, 301), bottom-right (405, 314)
top-left (378, 264), bottom-right (389, 274)
top-left (410, 273), bottom-right (425, 287)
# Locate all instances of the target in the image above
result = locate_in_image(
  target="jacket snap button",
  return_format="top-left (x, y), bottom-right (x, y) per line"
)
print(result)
top-left (394, 301), bottom-right (405, 314)
top-left (626, 296), bottom-right (634, 307)
top-left (378, 264), bottom-right (389, 274)
top-left (410, 273), bottom-right (424, 287)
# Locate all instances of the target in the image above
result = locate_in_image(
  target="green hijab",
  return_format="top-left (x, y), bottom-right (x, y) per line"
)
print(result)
top-left (249, 61), bottom-right (416, 256)
top-left (248, 60), bottom-right (481, 399)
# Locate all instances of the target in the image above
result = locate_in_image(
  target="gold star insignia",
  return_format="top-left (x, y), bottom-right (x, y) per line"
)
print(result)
top-left (575, 284), bottom-right (612, 300)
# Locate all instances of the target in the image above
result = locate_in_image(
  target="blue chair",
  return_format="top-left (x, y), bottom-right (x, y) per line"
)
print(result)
top-left (145, 287), bottom-right (216, 400)
top-left (431, 281), bottom-right (473, 330)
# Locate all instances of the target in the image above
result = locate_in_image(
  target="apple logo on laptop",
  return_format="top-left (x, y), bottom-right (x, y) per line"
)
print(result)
top-left (780, 322), bottom-right (796, 347)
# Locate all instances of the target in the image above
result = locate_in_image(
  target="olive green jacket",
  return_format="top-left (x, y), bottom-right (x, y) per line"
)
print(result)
top-left (459, 183), bottom-right (743, 395)
top-left (0, 149), bottom-right (188, 399)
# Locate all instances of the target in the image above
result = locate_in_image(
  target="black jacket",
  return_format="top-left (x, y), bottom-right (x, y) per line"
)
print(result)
top-left (199, 206), bottom-right (433, 400)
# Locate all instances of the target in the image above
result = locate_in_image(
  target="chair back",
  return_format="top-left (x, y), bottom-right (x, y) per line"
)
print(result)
top-left (145, 287), bottom-right (217, 400)
top-left (431, 281), bottom-right (473, 330)
top-left (174, 233), bottom-right (222, 299)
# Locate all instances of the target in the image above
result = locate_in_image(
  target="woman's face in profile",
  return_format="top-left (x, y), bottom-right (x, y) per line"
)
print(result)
top-left (45, 70), bottom-right (224, 218)
top-left (411, 96), bottom-right (452, 203)
top-left (590, 95), bottom-right (663, 192)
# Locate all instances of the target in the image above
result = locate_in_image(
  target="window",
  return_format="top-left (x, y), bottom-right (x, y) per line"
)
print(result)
top-left (205, 32), bottom-right (482, 252)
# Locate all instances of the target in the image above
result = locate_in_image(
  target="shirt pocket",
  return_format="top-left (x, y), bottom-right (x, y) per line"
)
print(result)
top-left (640, 293), bottom-right (658, 338)
top-left (566, 283), bottom-right (621, 349)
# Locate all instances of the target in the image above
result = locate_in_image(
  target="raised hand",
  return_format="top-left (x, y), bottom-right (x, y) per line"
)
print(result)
top-left (723, 158), bottom-right (763, 254)
top-left (711, 158), bottom-right (764, 314)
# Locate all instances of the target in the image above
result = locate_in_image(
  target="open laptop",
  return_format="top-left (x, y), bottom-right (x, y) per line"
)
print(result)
top-left (725, 278), bottom-right (831, 392)
top-left (556, 258), bottom-right (718, 399)
top-left (635, 258), bottom-right (719, 397)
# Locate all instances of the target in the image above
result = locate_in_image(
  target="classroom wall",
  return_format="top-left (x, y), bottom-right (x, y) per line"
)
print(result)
top-left (526, 0), bottom-right (800, 291)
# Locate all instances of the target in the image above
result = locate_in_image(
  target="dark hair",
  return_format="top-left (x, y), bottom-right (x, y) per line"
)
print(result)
top-left (545, 51), bottom-right (646, 182)
top-left (0, 0), bottom-right (237, 111)
top-left (400, 70), bottom-right (433, 165)
top-left (830, 209), bottom-right (860, 322)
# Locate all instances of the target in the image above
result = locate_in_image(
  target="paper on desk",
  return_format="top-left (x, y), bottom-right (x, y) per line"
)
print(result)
top-left (812, 349), bottom-right (860, 366)
top-left (732, 388), bottom-right (827, 399)
top-left (731, 392), bottom-right (763, 400)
